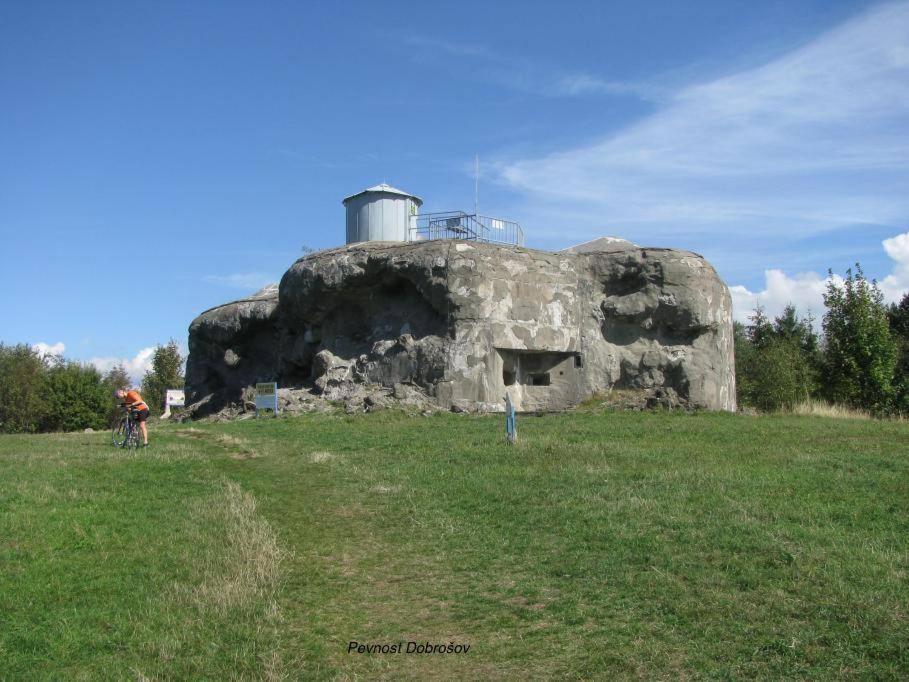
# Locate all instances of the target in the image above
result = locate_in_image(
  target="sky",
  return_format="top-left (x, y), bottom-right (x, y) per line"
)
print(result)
top-left (2, 0), bottom-right (908, 380)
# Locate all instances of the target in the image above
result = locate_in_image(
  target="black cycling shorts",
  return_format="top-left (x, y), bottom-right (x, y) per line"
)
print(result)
top-left (132, 408), bottom-right (150, 422)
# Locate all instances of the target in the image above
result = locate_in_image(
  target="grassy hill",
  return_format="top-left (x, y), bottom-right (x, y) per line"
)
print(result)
top-left (1, 410), bottom-right (907, 679)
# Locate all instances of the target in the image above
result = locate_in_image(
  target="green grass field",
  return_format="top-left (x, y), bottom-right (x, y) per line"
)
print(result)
top-left (1, 409), bottom-right (907, 679)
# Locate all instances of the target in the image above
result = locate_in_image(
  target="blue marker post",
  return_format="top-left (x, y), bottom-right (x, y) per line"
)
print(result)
top-left (255, 382), bottom-right (279, 418)
top-left (504, 392), bottom-right (517, 445)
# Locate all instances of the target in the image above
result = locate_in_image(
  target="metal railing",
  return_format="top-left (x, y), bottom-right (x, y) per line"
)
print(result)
top-left (409, 211), bottom-right (524, 247)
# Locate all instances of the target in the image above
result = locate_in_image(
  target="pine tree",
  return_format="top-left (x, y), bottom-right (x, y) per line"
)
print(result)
top-left (746, 305), bottom-right (774, 348)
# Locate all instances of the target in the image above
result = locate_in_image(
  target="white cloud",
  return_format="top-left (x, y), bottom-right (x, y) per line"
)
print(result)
top-left (401, 34), bottom-right (661, 102)
top-left (881, 232), bottom-right (909, 301)
top-left (730, 271), bottom-right (834, 323)
top-left (730, 230), bottom-right (909, 323)
top-left (496, 1), bottom-right (909, 240)
top-left (90, 347), bottom-right (155, 385)
top-left (552, 73), bottom-right (664, 100)
top-left (32, 341), bottom-right (65, 358)
top-left (204, 272), bottom-right (276, 291)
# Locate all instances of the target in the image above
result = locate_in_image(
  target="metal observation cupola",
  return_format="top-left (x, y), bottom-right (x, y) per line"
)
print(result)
top-left (342, 183), bottom-right (524, 247)
top-left (343, 183), bottom-right (422, 244)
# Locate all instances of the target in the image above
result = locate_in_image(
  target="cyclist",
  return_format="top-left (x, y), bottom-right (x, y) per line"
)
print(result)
top-left (115, 388), bottom-right (150, 447)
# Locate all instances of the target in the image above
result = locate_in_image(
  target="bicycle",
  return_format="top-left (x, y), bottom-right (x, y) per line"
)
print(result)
top-left (112, 406), bottom-right (142, 449)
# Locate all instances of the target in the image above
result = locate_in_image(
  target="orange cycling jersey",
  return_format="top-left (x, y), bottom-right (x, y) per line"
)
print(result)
top-left (124, 390), bottom-right (149, 411)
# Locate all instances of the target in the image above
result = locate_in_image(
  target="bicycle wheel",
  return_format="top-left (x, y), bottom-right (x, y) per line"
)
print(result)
top-left (112, 417), bottom-right (128, 447)
top-left (127, 420), bottom-right (141, 449)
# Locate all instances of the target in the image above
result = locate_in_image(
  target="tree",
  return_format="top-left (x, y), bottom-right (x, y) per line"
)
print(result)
top-left (733, 321), bottom-right (755, 405)
top-left (102, 363), bottom-right (132, 424)
top-left (141, 340), bottom-right (184, 415)
top-left (822, 265), bottom-right (897, 413)
top-left (0, 343), bottom-right (48, 433)
top-left (773, 305), bottom-right (820, 357)
top-left (746, 305), bottom-right (774, 348)
top-left (887, 292), bottom-right (909, 413)
top-left (103, 363), bottom-right (131, 392)
top-left (40, 362), bottom-right (109, 432)
top-left (744, 337), bottom-right (815, 411)
top-left (736, 305), bottom-right (819, 411)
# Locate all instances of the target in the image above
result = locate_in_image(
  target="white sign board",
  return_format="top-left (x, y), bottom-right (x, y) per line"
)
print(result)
top-left (255, 382), bottom-right (279, 417)
top-left (161, 389), bottom-right (185, 419)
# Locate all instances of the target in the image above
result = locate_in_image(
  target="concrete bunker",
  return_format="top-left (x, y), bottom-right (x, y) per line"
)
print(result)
top-left (496, 348), bottom-right (583, 411)
top-left (185, 183), bottom-right (736, 416)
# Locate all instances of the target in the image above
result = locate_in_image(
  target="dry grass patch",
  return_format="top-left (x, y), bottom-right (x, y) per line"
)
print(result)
top-left (371, 484), bottom-right (402, 494)
top-left (158, 479), bottom-right (292, 677)
top-left (334, 502), bottom-right (370, 519)
top-left (180, 479), bottom-right (284, 615)
top-left (309, 450), bottom-right (340, 463)
top-left (174, 428), bottom-right (258, 458)
top-left (789, 400), bottom-right (872, 420)
top-left (215, 433), bottom-right (258, 459)
top-left (174, 427), bottom-right (206, 436)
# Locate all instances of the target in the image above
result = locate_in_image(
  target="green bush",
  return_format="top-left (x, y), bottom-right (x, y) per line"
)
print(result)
top-left (39, 361), bottom-right (110, 432)
top-left (740, 337), bottom-right (815, 411)
top-left (0, 344), bottom-right (48, 433)
top-left (736, 305), bottom-right (819, 411)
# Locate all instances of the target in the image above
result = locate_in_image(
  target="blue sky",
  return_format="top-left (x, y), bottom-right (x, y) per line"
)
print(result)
top-left (2, 0), bottom-right (908, 379)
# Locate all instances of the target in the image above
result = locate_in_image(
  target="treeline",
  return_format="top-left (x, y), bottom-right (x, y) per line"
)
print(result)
top-left (736, 266), bottom-right (908, 415)
top-left (0, 341), bottom-right (184, 434)
top-left (2, 265), bottom-right (906, 430)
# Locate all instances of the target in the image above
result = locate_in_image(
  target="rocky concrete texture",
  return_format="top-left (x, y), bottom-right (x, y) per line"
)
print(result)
top-left (185, 239), bottom-right (736, 416)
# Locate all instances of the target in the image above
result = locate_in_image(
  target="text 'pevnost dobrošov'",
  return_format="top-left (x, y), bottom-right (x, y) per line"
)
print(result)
top-left (347, 641), bottom-right (471, 655)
